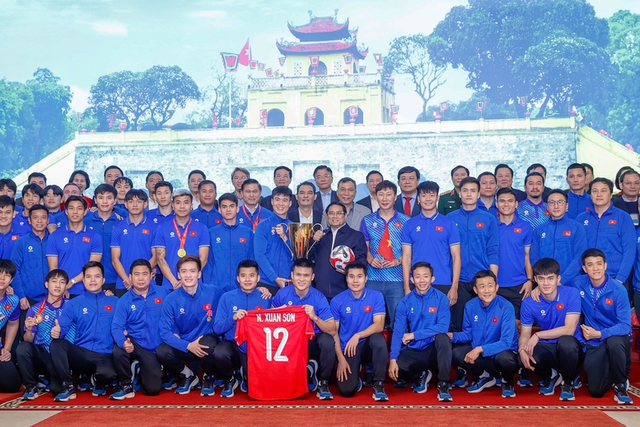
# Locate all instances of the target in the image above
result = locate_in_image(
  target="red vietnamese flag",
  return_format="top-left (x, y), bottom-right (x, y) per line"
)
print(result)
top-left (238, 39), bottom-right (251, 66)
top-left (429, 307), bottom-right (437, 313)
top-left (377, 223), bottom-right (394, 262)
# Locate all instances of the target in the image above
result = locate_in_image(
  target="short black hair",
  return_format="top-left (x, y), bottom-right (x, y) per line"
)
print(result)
top-left (125, 189), bottom-right (148, 202)
top-left (581, 248), bottom-right (606, 264)
top-left (0, 179), bottom-right (17, 195)
top-left (451, 165), bottom-right (470, 178)
top-left (237, 259), bottom-right (259, 274)
top-left (621, 169), bottom-right (640, 184)
top-left (82, 260), bottom-right (104, 276)
top-left (397, 166), bottom-right (420, 180)
top-left (272, 185), bottom-right (293, 200)
top-left (188, 169), bottom-right (206, 181)
top-left (104, 165), bottom-right (124, 178)
top-left (546, 189), bottom-right (567, 201)
top-left (615, 166), bottom-right (633, 189)
top-left (65, 195), bottom-right (87, 210)
top-left (581, 163), bottom-right (594, 174)
top-left (326, 201), bottom-right (346, 215)
top-left (46, 269), bottom-right (68, 283)
top-left (198, 179), bottom-right (217, 192)
top-left (525, 171), bottom-right (545, 185)
top-left (526, 163), bottom-right (547, 175)
top-left (589, 177), bottom-right (613, 193)
top-left (145, 170), bottom-right (164, 182)
top-left (496, 187), bottom-right (517, 199)
top-left (28, 172), bottom-right (46, 184)
top-left (0, 259), bottom-right (17, 278)
top-left (69, 170), bottom-right (91, 188)
top-left (417, 181), bottom-right (439, 194)
top-left (337, 177), bottom-right (356, 188)
top-left (241, 178), bottom-right (261, 192)
top-left (366, 170), bottom-right (383, 182)
top-left (93, 184), bottom-right (117, 199)
top-left (566, 163), bottom-right (586, 176)
top-left (459, 177), bottom-right (480, 191)
top-left (494, 163), bottom-right (513, 177)
top-left (375, 180), bottom-right (397, 194)
top-left (22, 183), bottom-right (44, 199)
top-left (130, 258), bottom-right (152, 273)
top-left (154, 181), bottom-right (173, 193)
top-left (28, 204), bottom-right (49, 218)
top-left (218, 193), bottom-right (238, 205)
top-left (345, 261), bottom-right (367, 276)
top-left (313, 165), bottom-right (332, 177)
top-left (296, 181), bottom-right (316, 193)
top-left (44, 184), bottom-right (63, 197)
top-left (113, 176), bottom-right (133, 189)
top-left (177, 254), bottom-right (202, 272)
top-left (471, 269), bottom-right (497, 287)
top-left (411, 261), bottom-right (434, 275)
top-left (0, 195), bottom-right (16, 209)
top-left (274, 166), bottom-right (292, 179)
top-left (293, 258), bottom-right (315, 272)
top-left (478, 171), bottom-right (496, 182)
top-left (532, 258), bottom-right (560, 276)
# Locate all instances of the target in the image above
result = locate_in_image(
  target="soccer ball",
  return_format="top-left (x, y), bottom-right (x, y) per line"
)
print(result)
top-left (330, 245), bottom-right (355, 270)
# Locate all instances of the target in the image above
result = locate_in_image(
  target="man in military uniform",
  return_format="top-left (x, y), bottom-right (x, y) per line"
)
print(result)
top-left (437, 165), bottom-right (469, 215)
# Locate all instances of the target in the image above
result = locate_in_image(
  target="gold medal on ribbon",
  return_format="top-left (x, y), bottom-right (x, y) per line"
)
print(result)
top-left (34, 314), bottom-right (43, 324)
top-left (177, 248), bottom-right (186, 257)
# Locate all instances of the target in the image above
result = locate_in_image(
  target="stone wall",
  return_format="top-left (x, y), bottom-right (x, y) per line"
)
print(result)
top-left (74, 124), bottom-right (577, 196)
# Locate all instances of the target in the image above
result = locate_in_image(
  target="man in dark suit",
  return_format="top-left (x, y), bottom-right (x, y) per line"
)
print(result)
top-left (309, 202), bottom-right (367, 301)
top-left (613, 169), bottom-right (639, 227)
top-left (313, 165), bottom-right (338, 212)
top-left (356, 170), bottom-right (383, 212)
top-left (261, 166), bottom-right (298, 213)
top-left (495, 164), bottom-right (527, 202)
top-left (288, 181), bottom-right (324, 228)
top-left (393, 166), bottom-right (421, 217)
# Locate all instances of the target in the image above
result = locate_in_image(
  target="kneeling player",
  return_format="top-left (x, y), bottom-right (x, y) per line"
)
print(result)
top-left (157, 255), bottom-right (223, 396)
top-left (213, 260), bottom-right (271, 397)
top-left (571, 249), bottom-right (633, 404)
top-left (389, 262), bottom-right (453, 401)
top-left (50, 261), bottom-right (119, 401)
top-left (331, 262), bottom-right (389, 401)
top-left (519, 258), bottom-right (582, 401)
top-left (0, 259), bottom-right (21, 393)
top-left (272, 258), bottom-right (336, 400)
top-left (450, 270), bottom-right (519, 398)
top-left (110, 259), bottom-right (170, 399)
top-left (17, 269), bottom-right (75, 399)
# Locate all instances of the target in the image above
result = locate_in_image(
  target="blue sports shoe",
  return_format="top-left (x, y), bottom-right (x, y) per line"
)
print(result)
top-left (77, 374), bottom-right (92, 392)
top-left (356, 378), bottom-right (363, 393)
top-left (307, 359), bottom-right (319, 392)
top-left (200, 375), bottom-right (214, 397)
top-left (162, 376), bottom-right (177, 390)
top-left (539, 371), bottom-right (563, 396)
top-left (220, 378), bottom-right (238, 398)
top-left (517, 369), bottom-right (532, 387)
top-left (37, 376), bottom-right (50, 392)
top-left (316, 380), bottom-right (333, 400)
top-left (437, 381), bottom-right (453, 402)
top-left (372, 381), bottom-right (388, 402)
top-left (176, 374), bottom-right (199, 395)
top-left (559, 383), bottom-right (575, 401)
top-left (91, 374), bottom-right (106, 397)
top-left (54, 385), bottom-right (77, 402)
top-left (571, 375), bottom-right (582, 390)
top-left (22, 385), bottom-right (38, 401)
top-left (614, 383), bottom-right (633, 405)
top-left (130, 360), bottom-right (141, 392)
top-left (452, 368), bottom-right (468, 388)
top-left (412, 370), bottom-right (432, 394)
top-left (109, 384), bottom-right (135, 400)
top-left (501, 382), bottom-right (516, 398)
top-left (467, 375), bottom-right (496, 393)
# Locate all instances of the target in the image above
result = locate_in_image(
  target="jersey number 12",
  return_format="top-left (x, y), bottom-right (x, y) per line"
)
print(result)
top-left (263, 327), bottom-right (289, 362)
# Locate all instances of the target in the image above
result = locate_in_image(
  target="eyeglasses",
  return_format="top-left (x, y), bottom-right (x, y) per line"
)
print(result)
top-left (400, 176), bottom-right (417, 182)
top-left (547, 200), bottom-right (566, 207)
top-left (327, 211), bottom-right (345, 216)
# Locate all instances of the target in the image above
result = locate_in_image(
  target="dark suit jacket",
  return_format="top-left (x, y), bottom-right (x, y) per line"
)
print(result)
top-left (261, 194), bottom-right (298, 213)
top-left (313, 190), bottom-right (338, 213)
top-left (288, 209), bottom-right (324, 228)
top-left (394, 194), bottom-right (420, 217)
top-left (309, 225), bottom-right (367, 299)
top-left (356, 195), bottom-right (373, 211)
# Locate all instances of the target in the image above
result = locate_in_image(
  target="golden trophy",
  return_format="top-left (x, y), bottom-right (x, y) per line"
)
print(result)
top-left (283, 222), bottom-right (322, 259)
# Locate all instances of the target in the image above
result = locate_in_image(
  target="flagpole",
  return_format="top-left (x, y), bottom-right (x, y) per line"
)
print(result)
top-left (228, 76), bottom-right (232, 129)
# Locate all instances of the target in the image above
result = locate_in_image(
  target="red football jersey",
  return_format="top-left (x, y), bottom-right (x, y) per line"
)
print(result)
top-left (235, 305), bottom-right (315, 400)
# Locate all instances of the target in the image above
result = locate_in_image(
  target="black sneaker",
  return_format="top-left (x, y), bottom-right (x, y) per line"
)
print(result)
top-left (316, 379), bottom-right (333, 400)
top-left (437, 381), bottom-right (453, 402)
top-left (372, 381), bottom-right (388, 402)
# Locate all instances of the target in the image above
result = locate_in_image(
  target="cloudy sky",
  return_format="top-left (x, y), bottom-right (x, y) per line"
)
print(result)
top-left (1, 0), bottom-right (638, 122)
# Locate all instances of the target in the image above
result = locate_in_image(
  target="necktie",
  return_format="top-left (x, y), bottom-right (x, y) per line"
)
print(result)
top-left (404, 197), bottom-right (411, 216)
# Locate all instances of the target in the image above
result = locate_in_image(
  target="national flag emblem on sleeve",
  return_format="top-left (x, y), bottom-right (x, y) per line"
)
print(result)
top-left (239, 238), bottom-right (246, 243)
top-left (492, 317), bottom-right (498, 323)
top-left (11, 235), bottom-right (19, 240)
top-left (203, 304), bottom-right (212, 310)
top-left (216, 219), bottom-right (222, 224)
top-left (429, 307), bottom-right (437, 313)
top-left (255, 306), bottom-right (262, 311)
top-left (556, 303), bottom-right (564, 310)
top-left (105, 305), bottom-right (113, 311)
top-left (563, 231), bottom-right (571, 236)
top-left (608, 219), bottom-right (617, 225)
top-left (4, 304), bottom-right (11, 310)
top-left (435, 226), bottom-right (443, 232)
top-left (142, 229), bottom-right (150, 235)
top-left (190, 231), bottom-right (197, 236)
top-left (82, 237), bottom-right (90, 242)
top-left (605, 298), bottom-right (613, 305)
top-left (377, 223), bottom-right (394, 262)
top-left (476, 222), bottom-right (485, 228)
top-left (394, 222), bottom-right (402, 228)
top-left (514, 228), bottom-right (522, 233)
top-left (154, 298), bottom-right (162, 304)
top-left (364, 306), bottom-right (372, 312)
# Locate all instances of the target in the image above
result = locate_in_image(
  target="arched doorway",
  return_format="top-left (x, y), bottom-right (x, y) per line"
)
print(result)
top-left (305, 108), bottom-right (324, 126)
top-left (308, 61), bottom-right (327, 75)
top-left (267, 109), bottom-right (285, 127)
top-left (343, 107), bottom-right (363, 124)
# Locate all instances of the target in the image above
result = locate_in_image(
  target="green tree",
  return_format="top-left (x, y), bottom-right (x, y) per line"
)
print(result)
top-left (422, 92), bottom-right (516, 122)
top-left (89, 66), bottom-right (200, 131)
top-left (429, 0), bottom-right (610, 117)
top-left (384, 34), bottom-right (447, 120)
